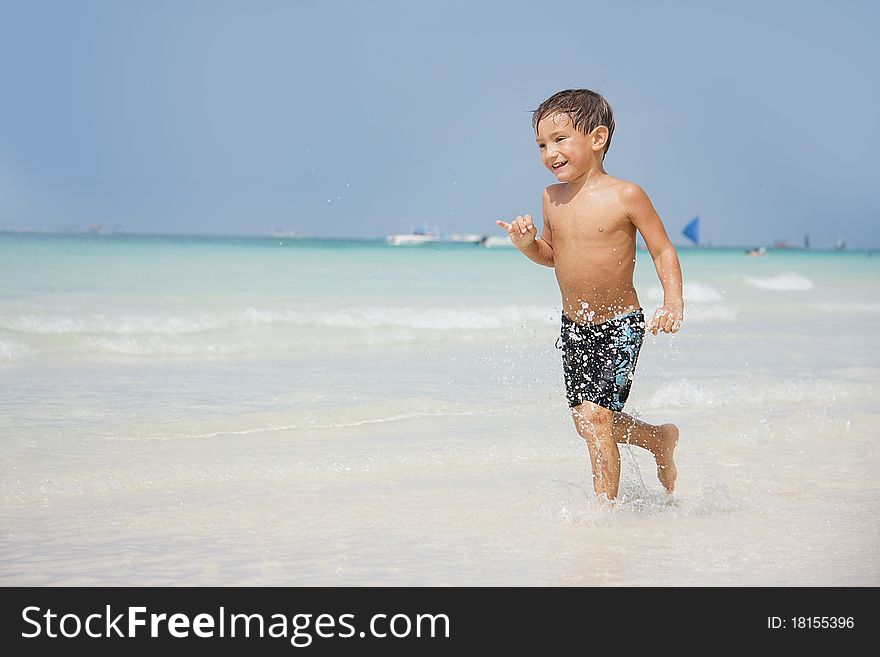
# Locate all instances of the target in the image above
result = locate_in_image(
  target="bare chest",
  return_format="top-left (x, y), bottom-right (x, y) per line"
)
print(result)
top-left (548, 197), bottom-right (634, 247)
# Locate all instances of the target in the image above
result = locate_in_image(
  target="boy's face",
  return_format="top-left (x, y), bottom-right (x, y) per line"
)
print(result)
top-left (535, 112), bottom-right (604, 181)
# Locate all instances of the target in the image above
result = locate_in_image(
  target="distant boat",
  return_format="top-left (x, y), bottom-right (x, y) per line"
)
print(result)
top-left (681, 216), bottom-right (699, 245)
top-left (386, 225), bottom-right (439, 246)
top-left (386, 234), bottom-right (439, 246)
top-left (480, 235), bottom-right (515, 248)
top-left (271, 229), bottom-right (298, 238)
top-left (449, 233), bottom-right (484, 244)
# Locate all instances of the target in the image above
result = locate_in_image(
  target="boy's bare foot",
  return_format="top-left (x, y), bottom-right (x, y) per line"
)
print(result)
top-left (655, 424), bottom-right (679, 493)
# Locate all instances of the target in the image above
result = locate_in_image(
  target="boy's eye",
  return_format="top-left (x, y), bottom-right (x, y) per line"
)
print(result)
top-left (556, 136), bottom-right (566, 142)
top-left (538, 144), bottom-right (545, 149)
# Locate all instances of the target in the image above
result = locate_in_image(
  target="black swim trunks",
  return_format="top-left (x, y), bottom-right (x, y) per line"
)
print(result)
top-left (557, 309), bottom-right (645, 411)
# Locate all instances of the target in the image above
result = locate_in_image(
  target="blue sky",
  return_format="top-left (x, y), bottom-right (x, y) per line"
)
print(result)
top-left (1, 0), bottom-right (877, 247)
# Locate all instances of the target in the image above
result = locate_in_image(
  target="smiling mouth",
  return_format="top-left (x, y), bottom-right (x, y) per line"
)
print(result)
top-left (552, 161), bottom-right (568, 170)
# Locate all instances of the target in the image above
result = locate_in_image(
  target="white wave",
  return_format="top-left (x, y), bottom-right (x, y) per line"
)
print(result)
top-left (736, 379), bottom-right (838, 405)
top-left (681, 305), bottom-right (738, 321)
top-left (643, 377), bottom-right (840, 409)
top-left (645, 282), bottom-right (723, 303)
top-left (0, 305), bottom-right (560, 337)
top-left (645, 380), bottom-right (719, 408)
top-left (0, 337), bottom-right (34, 361)
top-left (77, 335), bottom-right (254, 357)
top-left (238, 305), bottom-right (560, 330)
top-left (314, 306), bottom-right (557, 330)
top-left (686, 482), bottom-right (751, 515)
top-left (0, 313), bottom-right (229, 336)
top-left (743, 273), bottom-right (814, 291)
top-left (643, 282), bottom-right (736, 321)
top-left (809, 302), bottom-right (880, 314)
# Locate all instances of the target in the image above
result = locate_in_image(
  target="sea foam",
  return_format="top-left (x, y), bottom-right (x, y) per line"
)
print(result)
top-left (645, 282), bottom-right (724, 303)
top-left (644, 283), bottom-right (734, 321)
top-left (0, 305), bottom-right (559, 337)
top-left (809, 302), bottom-right (880, 314)
top-left (643, 377), bottom-right (840, 409)
top-left (0, 337), bottom-right (33, 361)
top-left (743, 273), bottom-right (815, 291)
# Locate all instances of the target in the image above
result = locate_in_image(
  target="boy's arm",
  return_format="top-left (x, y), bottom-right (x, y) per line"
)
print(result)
top-left (623, 183), bottom-right (683, 334)
top-left (494, 188), bottom-right (554, 267)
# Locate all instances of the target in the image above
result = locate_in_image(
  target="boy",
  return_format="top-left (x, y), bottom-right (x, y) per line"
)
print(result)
top-left (496, 89), bottom-right (683, 503)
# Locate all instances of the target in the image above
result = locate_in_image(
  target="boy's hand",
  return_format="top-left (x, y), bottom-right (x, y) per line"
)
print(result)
top-left (648, 302), bottom-right (684, 335)
top-left (496, 215), bottom-right (537, 249)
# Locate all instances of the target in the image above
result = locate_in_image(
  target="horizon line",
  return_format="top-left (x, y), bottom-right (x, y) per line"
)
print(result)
top-left (0, 228), bottom-right (874, 252)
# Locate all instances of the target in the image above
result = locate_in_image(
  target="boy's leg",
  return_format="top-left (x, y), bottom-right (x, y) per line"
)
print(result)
top-left (611, 412), bottom-right (679, 493)
top-left (571, 401), bottom-right (620, 501)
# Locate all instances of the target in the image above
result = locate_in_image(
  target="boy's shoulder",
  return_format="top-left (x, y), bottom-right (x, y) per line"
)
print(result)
top-left (598, 175), bottom-right (647, 199)
top-left (544, 176), bottom-right (648, 201)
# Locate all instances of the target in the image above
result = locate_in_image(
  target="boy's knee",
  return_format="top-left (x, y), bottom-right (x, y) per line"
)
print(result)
top-left (572, 402), bottom-right (612, 436)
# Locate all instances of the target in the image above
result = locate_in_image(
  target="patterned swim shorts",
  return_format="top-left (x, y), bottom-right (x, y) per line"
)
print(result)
top-left (556, 309), bottom-right (645, 411)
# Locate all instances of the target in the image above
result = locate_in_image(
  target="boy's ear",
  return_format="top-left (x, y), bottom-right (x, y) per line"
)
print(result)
top-left (591, 125), bottom-right (610, 152)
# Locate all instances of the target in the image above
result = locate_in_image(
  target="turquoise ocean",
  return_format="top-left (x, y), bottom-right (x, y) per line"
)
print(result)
top-left (1, 233), bottom-right (878, 584)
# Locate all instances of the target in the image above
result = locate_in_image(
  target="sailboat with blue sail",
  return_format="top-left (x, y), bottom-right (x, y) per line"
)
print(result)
top-left (681, 216), bottom-right (700, 245)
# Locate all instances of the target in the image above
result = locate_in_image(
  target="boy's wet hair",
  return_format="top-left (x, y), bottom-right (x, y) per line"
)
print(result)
top-left (532, 89), bottom-right (615, 161)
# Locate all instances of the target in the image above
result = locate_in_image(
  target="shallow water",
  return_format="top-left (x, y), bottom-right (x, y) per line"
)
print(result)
top-left (1, 234), bottom-right (878, 585)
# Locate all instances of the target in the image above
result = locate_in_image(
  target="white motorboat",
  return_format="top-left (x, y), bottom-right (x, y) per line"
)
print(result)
top-left (449, 233), bottom-right (484, 244)
top-left (480, 235), bottom-right (515, 248)
top-left (386, 231), bottom-right (439, 246)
